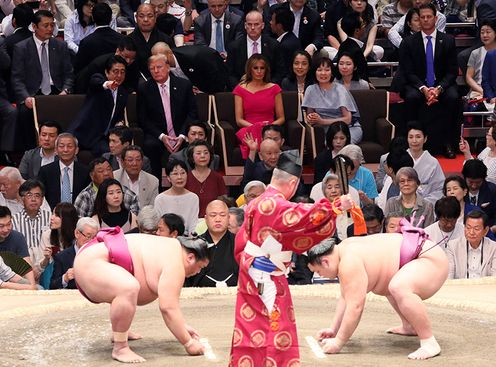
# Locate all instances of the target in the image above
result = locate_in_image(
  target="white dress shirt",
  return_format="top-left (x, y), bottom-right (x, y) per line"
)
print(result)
top-left (209, 13), bottom-right (225, 51)
top-left (59, 161), bottom-right (75, 195)
top-left (247, 36), bottom-right (262, 58)
top-left (33, 35), bottom-right (54, 85)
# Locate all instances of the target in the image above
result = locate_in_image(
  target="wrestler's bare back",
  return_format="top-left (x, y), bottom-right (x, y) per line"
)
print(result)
top-left (74, 234), bottom-right (184, 305)
top-left (338, 233), bottom-right (441, 296)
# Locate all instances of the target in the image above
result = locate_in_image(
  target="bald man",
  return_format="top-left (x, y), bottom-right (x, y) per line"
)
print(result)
top-left (74, 232), bottom-right (211, 362)
top-left (307, 230), bottom-right (449, 360)
top-left (241, 138), bottom-right (305, 196)
top-left (186, 200), bottom-right (238, 287)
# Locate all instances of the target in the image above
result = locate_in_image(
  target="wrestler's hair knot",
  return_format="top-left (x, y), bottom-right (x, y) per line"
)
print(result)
top-left (177, 235), bottom-right (214, 262)
top-left (307, 238), bottom-right (336, 265)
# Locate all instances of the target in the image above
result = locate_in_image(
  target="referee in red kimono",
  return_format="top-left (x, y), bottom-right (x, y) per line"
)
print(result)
top-left (229, 151), bottom-right (366, 367)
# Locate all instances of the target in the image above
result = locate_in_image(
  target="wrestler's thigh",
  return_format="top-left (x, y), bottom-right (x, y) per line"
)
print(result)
top-left (389, 255), bottom-right (447, 300)
top-left (75, 259), bottom-right (140, 304)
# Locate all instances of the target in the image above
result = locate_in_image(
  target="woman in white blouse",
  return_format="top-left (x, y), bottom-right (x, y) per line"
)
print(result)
top-left (460, 125), bottom-right (496, 185)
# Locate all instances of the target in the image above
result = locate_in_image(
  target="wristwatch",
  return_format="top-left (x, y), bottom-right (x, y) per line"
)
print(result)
top-left (185, 9), bottom-right (192, 16)
top-left (436, 85), bottom-right (443, 94)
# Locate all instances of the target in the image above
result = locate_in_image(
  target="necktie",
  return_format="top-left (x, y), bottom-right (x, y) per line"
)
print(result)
top-left (40, 42), bottom-right (51, 95)
top-left (252, 41), bottom-right (258, 56)
top-left (215, 19), bottom-right (224, 53)
top-left (470, 196), bottom-right (477, 205)
top-left (61, 166), bottom-right (71, 203)
top-left (160, 84), bottom-right (176, 138)
top-left (425, 35), bottom-right (435, 88)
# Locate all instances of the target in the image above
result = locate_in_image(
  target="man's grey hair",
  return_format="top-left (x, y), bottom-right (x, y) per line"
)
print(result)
top-left (137, 205), bottom-right (160, 232)
top-left (228, 207), bottom-right (245, 227)
top-left (0, 167), bottom-right (23, 182)
top-left (55, 132), bottom-right (79, 148)
top-left (395, 167), bottom-right (420, 185)
top-left (339, 144), bottom-right (364, 164)
top-left (76, 217), bottom-right (100, 232)
top-left (243, 180), bottom-right (266, 196)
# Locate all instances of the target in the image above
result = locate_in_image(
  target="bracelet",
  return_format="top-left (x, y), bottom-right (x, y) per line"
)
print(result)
top-left (185, 10), bottom-right (192, 16)
top-left (183, 339), bottom-right (195, 348)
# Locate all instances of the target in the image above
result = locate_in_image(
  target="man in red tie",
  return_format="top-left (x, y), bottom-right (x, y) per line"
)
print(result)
top-left (137, 54), bottom-right (198, 180)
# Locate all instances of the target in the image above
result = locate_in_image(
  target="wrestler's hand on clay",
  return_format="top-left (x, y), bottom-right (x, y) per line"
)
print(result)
top-left (184, 338), bottom-right (205, 356)
top-left (321, 337), bottom-right (343, 354)
top-left (317, 328), bottom-right (336, 340)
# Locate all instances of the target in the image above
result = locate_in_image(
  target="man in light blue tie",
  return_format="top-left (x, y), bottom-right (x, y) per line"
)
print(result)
top-left (37, 133), bottom-right (91, 209)
top-left (193, 0), bottom-right (244, 58)
top-left (399, 2), bottom-right (459, 159)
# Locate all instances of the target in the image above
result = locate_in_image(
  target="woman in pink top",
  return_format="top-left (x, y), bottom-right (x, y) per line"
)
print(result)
top-left (233, 54), bottom-right (285, 159)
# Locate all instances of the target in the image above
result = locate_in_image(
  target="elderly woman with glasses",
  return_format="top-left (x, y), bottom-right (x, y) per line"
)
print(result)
top-left (384, 167), bottom-right (434, 228)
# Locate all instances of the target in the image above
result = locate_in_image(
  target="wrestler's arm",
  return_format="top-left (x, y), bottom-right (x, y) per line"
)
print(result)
top-left (318, 296), bottom-right (346, 340)
top-left (322, 257), bottom-right (368, 353)
top-left (157, 260), bottom-right (204, 355)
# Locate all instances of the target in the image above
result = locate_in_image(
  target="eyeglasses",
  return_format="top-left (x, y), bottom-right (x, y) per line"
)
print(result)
top-left (78, 229), bottom-right (94, 240)
top-left (23, 192), bottom-right (43, 199)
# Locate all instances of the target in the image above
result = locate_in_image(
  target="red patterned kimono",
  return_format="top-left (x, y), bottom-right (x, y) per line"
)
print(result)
top-left (229, 186), bottom-right (364, 367)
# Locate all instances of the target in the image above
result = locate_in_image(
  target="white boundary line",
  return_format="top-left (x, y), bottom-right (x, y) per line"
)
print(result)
top-left (199, 338), bottom-right (217, 361)
top-left (305, 336), bottom-right (326, 359)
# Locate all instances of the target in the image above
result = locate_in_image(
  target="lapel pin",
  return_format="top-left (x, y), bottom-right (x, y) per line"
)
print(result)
top-left (225, 23), bottom-right (230, 30)
top-left (303, 17), bottom-right (308, 25)
top-left (189, 68), bottom-right (194, 72)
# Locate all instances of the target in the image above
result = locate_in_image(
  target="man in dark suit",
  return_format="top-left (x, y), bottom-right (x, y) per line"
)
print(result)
top-left (4, 4), bottom-right (34, 57)
top-left (270, 6), bottom-right (301, 74)
top-left (226, 10), bottom-right (286, 89)
top-left (137, 54), bottom-right (198, 180)
top-left (74, 3), bottom-right (125, 73)
top-left (129, 3), bottom-right (174, 81)
top-left (50, 217), bottom-right (99, 289)
top-left (11, 10), bottom-right (74, 151)
top-left (399, 3), bottom-right (459, 158)
top-left (273, 0), bottom-right (323, 56)
top-left (193, 0), bottom-right (244, 57)
top-left (69, 56), bottom-right (129, 156)
top-left (75, 36), bottom-right (138, 93)
top-left (19, 121), bottom-right (61, 180)
top-left (0, 38), bottom-right (16, 154)
top-left (162, 44), bottom-right (228, 94)
top-left (462, 159), bottom-right (496, 228)
top-left (37, 133), bottom-right (91, 209)
top-left (119, 0), bottom-right (141, 26)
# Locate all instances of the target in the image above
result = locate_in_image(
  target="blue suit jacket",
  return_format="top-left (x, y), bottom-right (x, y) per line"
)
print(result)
top-left (50, 245), bottom-right (77, 289)
top-left (482, 49), bottom-right (496, 100)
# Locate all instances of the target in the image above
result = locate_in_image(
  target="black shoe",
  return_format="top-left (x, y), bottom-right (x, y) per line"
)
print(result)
top-left (444, 145), bottom-right (456, 159)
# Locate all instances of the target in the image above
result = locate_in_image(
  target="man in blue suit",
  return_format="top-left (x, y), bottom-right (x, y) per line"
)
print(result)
top-left (50, 217), bottom-right (99, 289)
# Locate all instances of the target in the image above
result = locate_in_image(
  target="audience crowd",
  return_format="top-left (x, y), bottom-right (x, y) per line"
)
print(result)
top-left (1, 0), bottom-right (496, 291)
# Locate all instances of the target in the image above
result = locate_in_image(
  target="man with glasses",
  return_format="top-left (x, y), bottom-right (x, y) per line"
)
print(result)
top-left (114, 145), bottom-right (159, 208)
top-left (50, 217), bottom-right (99, 289)
top-left (446, 209), bottom-right (496, 278)
top-left (12, 179), bottom-right (51, 280)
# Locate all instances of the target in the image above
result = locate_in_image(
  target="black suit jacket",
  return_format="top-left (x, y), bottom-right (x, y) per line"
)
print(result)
top-left (4, 27), bottom-right (32, 57)
top-left (0, 38), bottom-right (9, 100)
top-left (137, 74), bottom-right (198, 140)
top-left (193, 11), bottom-right (244, 50)
top-left (119, 0), bottom-right (141, 26)
top-left (227, 35), bottom-right (286, 89)
top-left (11, 36), bottom-right (74, 102)
top-left (399, 31), bottom-right (457, 91)
top-left (273, 3), bottom-right (323, 50)
top-left (74, 27), bottom-right (125, 73)
top-left (173, 45), bottom-right (228, 93)
top-left (129, 28), bottom-right (174, 79)
top-left (50, 245), bottom-right (77, 289)
top-left (75, 52), bottom-right (139, 93)
top-left (279, 31), bottom-right (301, 73)
top-left (69, 73), bottom-right (128, 150)
top-left (37, 161), bottom-right (91, 209)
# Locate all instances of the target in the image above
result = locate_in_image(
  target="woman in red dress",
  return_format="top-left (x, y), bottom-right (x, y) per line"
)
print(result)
top-left (233, 54), bottom-right (285, 159)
